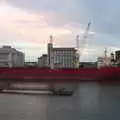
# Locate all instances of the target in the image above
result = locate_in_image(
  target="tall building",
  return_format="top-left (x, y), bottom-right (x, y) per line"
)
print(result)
top-left (38, 54), bottom-right (48, 67)
top-left (0, 46), bottom-right (24, 67)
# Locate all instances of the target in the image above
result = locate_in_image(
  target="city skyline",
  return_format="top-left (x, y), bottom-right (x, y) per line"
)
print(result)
top-left (0, 0), bottom-right (120, 62)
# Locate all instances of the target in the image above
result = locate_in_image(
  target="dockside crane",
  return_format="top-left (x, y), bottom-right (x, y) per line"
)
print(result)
top-left (75, 20), bottom-right (92, 68)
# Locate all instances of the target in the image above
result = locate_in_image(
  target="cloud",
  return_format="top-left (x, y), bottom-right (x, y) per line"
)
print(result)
top-left (5, 0), bottom-right (89, 26)
top-left (0, 2), bottom-right (76, 44)
top-left (0, 2), bottom-right (87, 61)
top-left (5, 0), bottom-right (120, 36)
top-left (6, 0), bottom-right (120, 41)
top-left (0, 0), bottom-right (120, 61)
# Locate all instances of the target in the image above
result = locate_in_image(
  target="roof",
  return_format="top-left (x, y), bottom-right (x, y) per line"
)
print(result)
top-left (53, 47), bottom-right (76, 51)
top-left (0, 46), bottom-right (24, 54)
top-left (42, 54), bottom-right (47, 56)
top-left (115, 50), bottom-right (120, 53)
top-left (38, 54), bottom-right (47, 59)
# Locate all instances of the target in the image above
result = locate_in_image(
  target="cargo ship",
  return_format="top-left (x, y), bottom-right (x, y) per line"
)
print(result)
top-left (0, 22), bottom-right (119, 95)
top-left (0, 67), bottom-right (119, 95)
top-left (0, 67), bottom-right (119, 82)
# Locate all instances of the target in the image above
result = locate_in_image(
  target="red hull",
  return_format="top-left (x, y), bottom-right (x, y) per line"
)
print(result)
top-left (0, 67), bottom-right (119, 83)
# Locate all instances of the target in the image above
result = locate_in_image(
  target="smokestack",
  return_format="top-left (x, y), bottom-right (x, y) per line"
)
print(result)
top-left (76, 35), bottom-right (79, 49)
top-left (47, 35), bottom-right (54, 69)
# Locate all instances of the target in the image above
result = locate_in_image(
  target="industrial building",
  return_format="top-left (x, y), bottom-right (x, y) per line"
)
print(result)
top-left (0, 46), bottom-right (24, 67)
top-left (52, 47), bottom-right (79, 68)
top-left (38, 36), bottom-right (79, 68)
top-left (38, 54), bottom-right (48, 67)
top-left (47, 36), bottom-right (79, 69)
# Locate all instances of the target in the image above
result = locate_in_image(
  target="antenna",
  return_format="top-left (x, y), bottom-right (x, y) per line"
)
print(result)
top-left (49, 35), bottom-right (53, 44)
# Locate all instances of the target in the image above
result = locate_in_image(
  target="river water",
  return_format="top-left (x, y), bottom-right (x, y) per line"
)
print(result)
top-left (0, 82), bottom-right (120, 120)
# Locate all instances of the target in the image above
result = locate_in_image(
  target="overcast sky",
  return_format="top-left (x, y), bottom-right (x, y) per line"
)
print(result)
top-left (0, 0), bottom-right (120, 61)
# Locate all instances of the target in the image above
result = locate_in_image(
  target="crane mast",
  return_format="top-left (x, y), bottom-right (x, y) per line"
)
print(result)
top-left (76, 20), bottom-right (92, 67)
top-left (82, 20), bottom-right (91, 46)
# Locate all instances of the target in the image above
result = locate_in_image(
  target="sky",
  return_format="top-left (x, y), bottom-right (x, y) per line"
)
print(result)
top-left (0, 0), bottom-right (120, 62)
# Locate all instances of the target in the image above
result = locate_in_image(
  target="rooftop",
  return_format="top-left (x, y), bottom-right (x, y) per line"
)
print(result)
top-left (0, 46), bottom-right (24, 54)
top-left (53, 47), bottom-right (76, 51)
top-left (38, 54), bottom-right (47, 59)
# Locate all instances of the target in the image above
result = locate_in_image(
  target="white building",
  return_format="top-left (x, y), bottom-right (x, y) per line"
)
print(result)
top-left (0, 46), bottom-right (24, 67)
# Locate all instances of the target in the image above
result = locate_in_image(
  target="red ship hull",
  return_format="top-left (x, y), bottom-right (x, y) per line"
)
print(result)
top-left (0, 67), bottom-right (119, 83)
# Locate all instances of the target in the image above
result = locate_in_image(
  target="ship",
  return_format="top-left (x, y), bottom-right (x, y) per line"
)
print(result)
top-left (0, 66), bottom-right (119, 96)
top-left (0, 67), bottom-right (119, 82)
top-left (0, 22), bottom-right (119, 96)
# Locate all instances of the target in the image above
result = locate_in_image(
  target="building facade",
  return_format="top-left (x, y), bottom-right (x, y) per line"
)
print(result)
top-left (24, 62), bottom-right (38, 67)
top-left (0, 46), bottom-right (24, 67)
top-left (79, 62), bottom-right (97, 68)
top-left (38, 54), bottom-right (48, 67)
top-left (115, 50), bottom-right (120, 62)
top-left (52, 47), bottom-right (79, 68)
top-left (47, 42), bottom-right (79, 69)
top-left (114, 50), bottom-right (120, 66)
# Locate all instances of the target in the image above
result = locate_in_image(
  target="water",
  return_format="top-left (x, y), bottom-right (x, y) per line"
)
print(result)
top-left (0, 83), bottom-right (120, 120)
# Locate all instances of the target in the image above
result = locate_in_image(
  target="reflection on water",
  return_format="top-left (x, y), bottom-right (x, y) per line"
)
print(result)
top-left (0, 83), bottom-right (120, 120)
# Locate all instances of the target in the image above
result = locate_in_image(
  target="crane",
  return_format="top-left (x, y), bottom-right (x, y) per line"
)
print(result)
top-left (75, 20), bottom-right (92, 68)
top-left (80, 20), bottom-right (91, 50)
